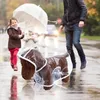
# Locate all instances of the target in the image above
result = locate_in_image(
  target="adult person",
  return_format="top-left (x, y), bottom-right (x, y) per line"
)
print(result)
top-left (7, 17), bottom-right (24, 71)
top-left (59, 0), bottom-right (87, 70)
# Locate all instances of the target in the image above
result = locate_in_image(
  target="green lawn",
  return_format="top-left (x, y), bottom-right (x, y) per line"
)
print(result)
top-left (59, 33), bottom-right (100, 41)
top-left (81, 35), bottom-right (100, 41)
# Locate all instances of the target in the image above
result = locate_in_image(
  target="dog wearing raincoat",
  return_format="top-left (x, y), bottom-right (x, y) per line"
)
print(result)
top-left (18, 48), bottom-right (69, 90)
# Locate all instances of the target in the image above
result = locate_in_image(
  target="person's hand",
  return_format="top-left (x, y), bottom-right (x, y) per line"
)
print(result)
top-left (19, 34), bottom-right (24, 38)
top-left (59, 25), bottom-right (64, 33)
top-left (21, 32), bottom-right (24, 35)
top-left (79, 21), bottom-right (85, 28)
top-left (18, 35), bottom-right (22, 38)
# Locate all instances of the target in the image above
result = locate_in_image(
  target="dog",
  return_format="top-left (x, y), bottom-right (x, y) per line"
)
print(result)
top-left (18, 48), bottom-right (69, 90)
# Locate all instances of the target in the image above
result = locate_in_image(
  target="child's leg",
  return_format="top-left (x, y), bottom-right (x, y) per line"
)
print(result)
top-left (9, 49), bottom-right (14, 67)
top-left (9, 48), bottom-right (19, 70)
top-left (13, 48), bottom-right (19, 68)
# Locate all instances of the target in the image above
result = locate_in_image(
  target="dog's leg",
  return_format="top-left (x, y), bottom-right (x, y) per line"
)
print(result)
top-left (59, 58), bottom-right (69, 83)
top-left (40, 65), bottom-right (53, 90)
top-left (61, 65), bottom-right (69, 83)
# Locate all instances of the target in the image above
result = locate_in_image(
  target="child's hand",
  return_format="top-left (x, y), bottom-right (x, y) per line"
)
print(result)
top-left (19, 35), bottom-right (22, 38)
top-left (21, 32), bottom-right (24, 35)
top-left (19, 34), bottom-right (24, 38)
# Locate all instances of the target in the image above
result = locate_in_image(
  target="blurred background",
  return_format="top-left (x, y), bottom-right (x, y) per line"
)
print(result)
top-left (0, 1), bottom-right (100, 100)
top-left (0, 0), bottom-right (100, 37)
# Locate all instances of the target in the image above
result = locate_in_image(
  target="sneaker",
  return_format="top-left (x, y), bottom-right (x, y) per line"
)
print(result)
top-left (72, 68), bottom-right (76, 71)
top-left (71, 70), bottom-right (76, 75)
top-left (13, 66), bottom-right (18, 71)
top-left (72, 68), bottom-right (76, 73)
top-left (14, 67), bottom-right (18, 71)
top-left (80, 61), bottom-right (86, 69)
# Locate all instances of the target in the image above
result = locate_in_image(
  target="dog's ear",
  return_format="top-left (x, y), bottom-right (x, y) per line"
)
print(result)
top-left (20, 58), bottom-right (35, 80)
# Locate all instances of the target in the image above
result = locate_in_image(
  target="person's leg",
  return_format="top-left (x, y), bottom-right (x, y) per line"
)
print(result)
top-left (65, 31), bottom-right (76, 69)
top-left (9, 48), bottom-right (19, 71)
top-left (13, 48), bottom-right (19, 69)
top-left (73, 24), bottom-right (86, 69)
top-left (9, 49), bottom-right (14, 68)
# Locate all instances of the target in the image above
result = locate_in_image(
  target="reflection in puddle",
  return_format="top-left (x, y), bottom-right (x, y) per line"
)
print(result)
top-left (21, 83), bottom-right (35, 100)
top-left (68, 71), bottom-right (76, 89)
top-left (10, 76), bottom-right (18, 100)
top-left (68, 70), bottom-right (85, 93)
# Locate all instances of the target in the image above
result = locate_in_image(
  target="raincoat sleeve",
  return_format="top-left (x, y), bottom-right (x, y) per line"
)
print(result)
top-left (7, 28), bottom-right (20, 40)
top-left (7, 28), bottom-right (19, 39)
top-left (18, 27), bottom-right (24, 39)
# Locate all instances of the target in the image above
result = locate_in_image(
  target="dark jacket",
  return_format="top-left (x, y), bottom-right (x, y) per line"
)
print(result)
top-left (62, 0), bottom-right (87, 26)
top-left (7, 27), bottom-right (24, 49)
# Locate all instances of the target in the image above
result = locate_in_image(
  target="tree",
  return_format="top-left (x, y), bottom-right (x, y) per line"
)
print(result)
top-left (41, 2), bottom-right (63, 23)
top-left (6, 0), bottom-right (22, 21)
top-left (84, 0), bottom-right (100, 35)
top-left (0, 0), bottom-right (7, 25)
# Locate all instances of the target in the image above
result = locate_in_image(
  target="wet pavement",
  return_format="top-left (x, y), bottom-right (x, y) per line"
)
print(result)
top-left (0, 33), bottom-right (100, 100)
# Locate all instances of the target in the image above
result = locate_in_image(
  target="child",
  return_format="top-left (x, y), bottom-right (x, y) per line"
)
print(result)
top-left (7, 17), bottom-right (24, 71)
top-left (24, 30), bottom-right (38, 43)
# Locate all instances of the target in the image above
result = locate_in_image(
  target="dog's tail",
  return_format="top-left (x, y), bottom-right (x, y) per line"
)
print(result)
top-left (51, 52), bottom-right (69, 58)
top-left (57, 52), bottom-right (69, 58)
top-left (64, 52), bottom-right (69, 57)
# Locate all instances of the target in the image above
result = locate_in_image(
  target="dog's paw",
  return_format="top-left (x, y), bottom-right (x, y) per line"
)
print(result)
top-left (62, 76), bottom-right (69, 83)
top-left (43, 86), bottom-right (52, 90)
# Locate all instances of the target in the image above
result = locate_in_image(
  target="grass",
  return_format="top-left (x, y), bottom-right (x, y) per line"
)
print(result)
top-left (59, 33), bottom-right (100, 41)
top-left (81, 35), bottom-right (100, 41)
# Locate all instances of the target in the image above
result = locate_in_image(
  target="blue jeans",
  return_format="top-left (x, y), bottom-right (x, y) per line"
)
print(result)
top-left (65, 24), bottom-right (86, 68)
